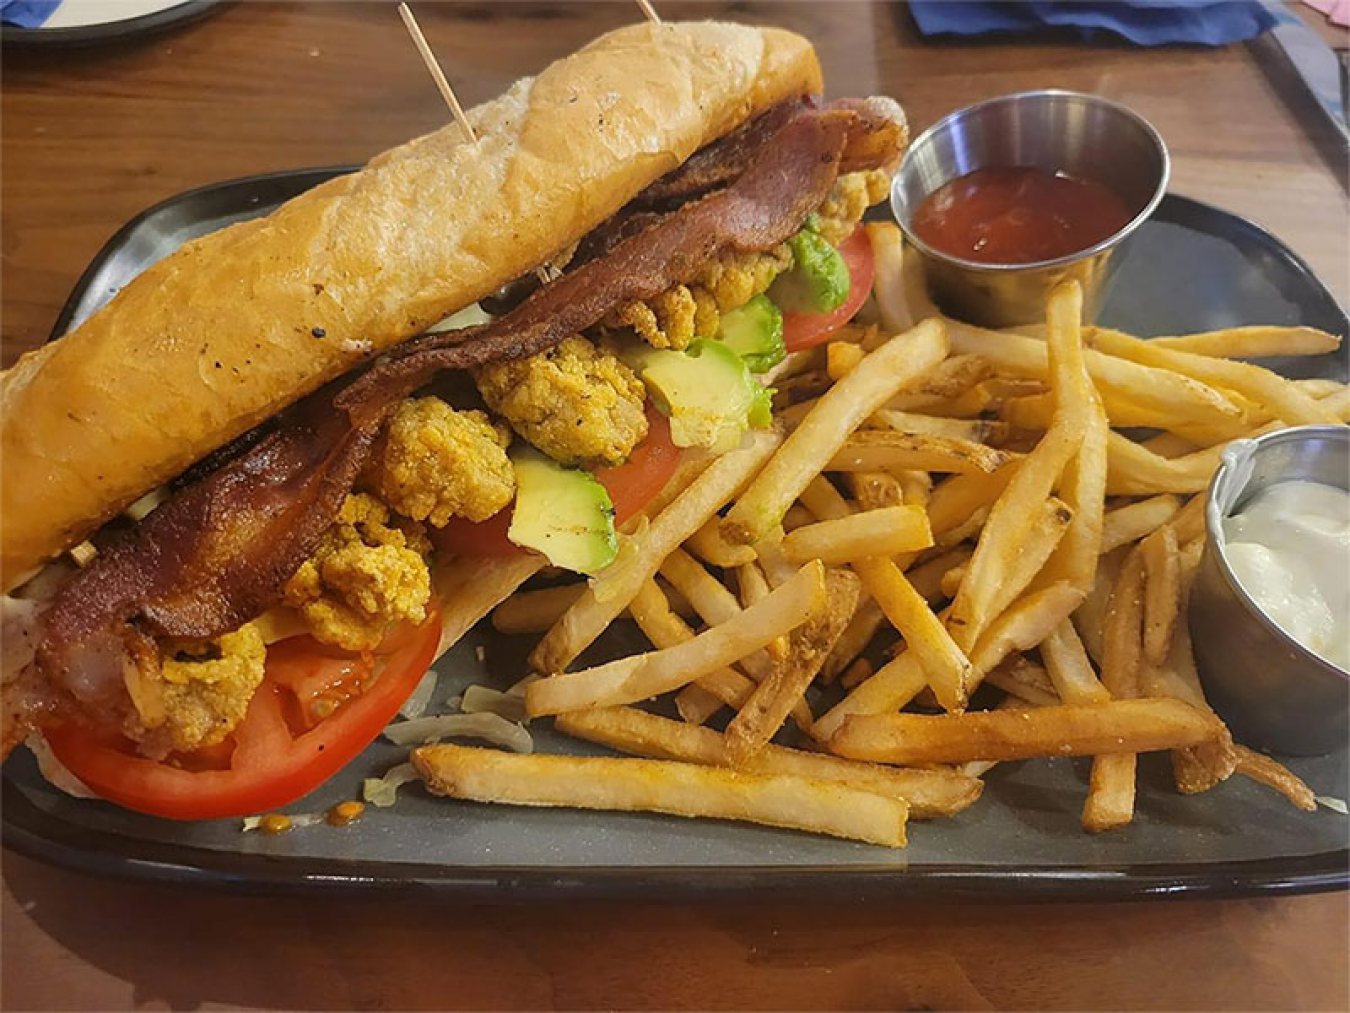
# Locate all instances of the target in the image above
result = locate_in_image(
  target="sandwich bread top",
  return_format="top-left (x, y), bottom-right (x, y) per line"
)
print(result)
top-left (0, 21), bottom-right (822, 590)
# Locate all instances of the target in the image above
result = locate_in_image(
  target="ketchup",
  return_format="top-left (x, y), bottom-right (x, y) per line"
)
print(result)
top-left (912, 166), bottom-right (1132, 265)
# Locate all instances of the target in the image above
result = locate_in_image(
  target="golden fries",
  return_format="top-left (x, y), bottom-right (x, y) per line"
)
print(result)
top-left (783, 505), bottom-right (933, 566)
top-left (722, 319), bottom-right (947, 545)
top-left (725, 569), bottom-right (858, 763)
top-left (826, 430), bottom-right (1014, 475)
top-left (1146, 325), bottom-right (1341, 358)
top-left (1088, 328), bottom-right (1339, 426)
top-left (855, 556), bottom-right (972, 712)
top-left (1140, 526), bottom-right (1181, 668)
top-left (685, 516), bottom-right (758, 568)
top-left (1100, 495), bottom-right (1181, 553)
top-left (413, 743), bottom-right (909, 847)
top-left (526, 561), bottom-right (825, 716)
top-left (555, 706), bottom-right (982, 819)
top-left (831, 698), bottom-right (1220, 765)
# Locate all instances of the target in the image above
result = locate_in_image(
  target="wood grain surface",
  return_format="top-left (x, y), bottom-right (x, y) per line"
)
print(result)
top-left (2, 3), bottom-right (1347, 1010)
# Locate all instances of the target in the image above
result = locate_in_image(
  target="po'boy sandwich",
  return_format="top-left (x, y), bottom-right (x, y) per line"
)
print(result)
top-left (1, 21), bottom-right (906, 819)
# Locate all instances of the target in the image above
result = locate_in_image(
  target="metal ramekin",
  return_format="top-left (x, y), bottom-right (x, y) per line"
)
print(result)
top-left (1190, 426), bottom-right (1350, 756)
top-left (891, 90), bottom-right (1170, 328)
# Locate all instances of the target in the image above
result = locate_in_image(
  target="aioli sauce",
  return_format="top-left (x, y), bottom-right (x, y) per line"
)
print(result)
top-left (1222, 480), bottom-right (1350, 671)
top-left (912, 166), bottom-right (1132, 264)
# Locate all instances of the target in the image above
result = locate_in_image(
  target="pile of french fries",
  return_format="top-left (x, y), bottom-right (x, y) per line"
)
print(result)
top-left (412, 222), bottom-right (1346, 847)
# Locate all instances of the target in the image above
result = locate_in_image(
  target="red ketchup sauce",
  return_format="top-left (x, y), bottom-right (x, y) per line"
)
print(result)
top-left (912, 166), bottom-right (1132, 265)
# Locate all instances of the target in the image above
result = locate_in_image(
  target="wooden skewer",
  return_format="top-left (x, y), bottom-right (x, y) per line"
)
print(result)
top-left (398, 3), bottom-right (476, 143)
top-left (636, 0), bottom-right (661, 23)
top-left (398, 2), bottom-right (554, 286)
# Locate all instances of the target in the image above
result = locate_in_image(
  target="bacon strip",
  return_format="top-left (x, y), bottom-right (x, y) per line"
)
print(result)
top-left (27, 102), bottom-right (901, 744)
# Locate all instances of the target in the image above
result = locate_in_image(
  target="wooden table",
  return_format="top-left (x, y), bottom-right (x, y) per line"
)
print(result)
top-left (2, 3), bottom-right (1346, 1008)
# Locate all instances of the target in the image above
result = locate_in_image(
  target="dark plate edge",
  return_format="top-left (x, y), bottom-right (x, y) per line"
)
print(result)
top-left (4, 784), bottom-right (1347, 901)
top-left (6, 171), bottom-right (1348, 900)
top-left (2, 0), bottom-right (223, 48)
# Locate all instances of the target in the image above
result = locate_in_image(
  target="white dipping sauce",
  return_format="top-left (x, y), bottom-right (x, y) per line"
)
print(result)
top-left (1222, 480), bottom-right (1350, 672)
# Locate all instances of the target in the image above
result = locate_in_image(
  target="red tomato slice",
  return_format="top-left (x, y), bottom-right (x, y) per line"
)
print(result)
top-left (432, 404), bottom-right (680, 559)
top-left (781, 227), bottom-right (876, 352)
top-left (46, 608), bottom-right (442, 821)
top-left (594, 407), bottom-right (679, 525)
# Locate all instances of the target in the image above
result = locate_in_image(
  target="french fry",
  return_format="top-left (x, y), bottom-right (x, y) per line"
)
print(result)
top-left (856, 555), bottom-right (974, 712)
top-left (526, 561), bottom-right (825, 716)
top-left (723, 319), bottom-right (948, 545)
top-left (1233, 745), bottom-right (1317, 811)
top-left (871, 409), bottom-right (1009, 445)
top-left (1147, 325), bottom-right (1341, 358)
top-left (827, 340), bottom-right (866, 380)
top-left (1169, 493), bottom-right (1208, 544)
top-left (658, 547), bottom-right (745, 627)
top-left (1106, 429), bottom-right (1239, 495)
top-left (1299, 377), bottom-right (1348, 398)
top-left (783, 506), bottom-right (933, 566)
top-left (890, 383), bottom-right (994, 418)
top-left (830, 697), bottom-right (1219, 765)
top-left (826, 430), bottom-right (1015, 475)
top-left (946, 283), bottom-right (1090, 651)
top-left (1088, 328), bottom-right (1339, 425)
top-left (736, 561), bottom-right (772, 609)
top-left (685, 516), bottom-right (757, 568)
top-left (725, 569), bottom-right (859, 763)
top-left (1036, 381), bottom-right (1109, 595)
top-left (939, 563), bottom-right (966, 600)
top-left (844, 471), bottom-right (905, 511)
top-left (491, 582), bottom-right (586, 635)
top-left (977, 497), bottom-right (1074, 632)
top-left (531, 428), bottom-right (780, 673)
top-left (1100, 495), bottom-right (1181, 553)
top-left (906, 546), bottom-right (973, 604)
top-left (555, 705), bottom-right (983, 819)
top-left (885, 353), bottom-right (993, 402)
top-left (1040, 620), bottom-right (1110, 704)
top-left (820, 598), bottom-right (886, 682)
top-left (1141, 431), bottom-right (1200, 458)
top-left (946, 319), bottom-right (1244, 426)
top-left (926, 466), bottom-right (1018, 541)
top-left (798, 473), bottom-right (852, 521)
top-left (813, 581), bottom-right (1083, 742)
top-left (1141, 526), bottom-right (1181, 667)
top-left (865, 221), bottom-right (915, 334)
top-left (983, 655), bottom-right (1060, 707)
top-left (1082, 550), bottom-right (1145, 833)
top-left (840, 657), bottom-right (875, 689)
top-left (897, 469), bottom-right (933, 507)
top-left (628, 578), bottom-right (757, 726)
top-left (413, 743), bottom-right (909, 847)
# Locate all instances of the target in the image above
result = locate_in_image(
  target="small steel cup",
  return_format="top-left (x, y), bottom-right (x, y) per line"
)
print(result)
top-left (891, 90), bottom-right (1169, 328)
top-left (1190, 426), bottom-right (1350, 756)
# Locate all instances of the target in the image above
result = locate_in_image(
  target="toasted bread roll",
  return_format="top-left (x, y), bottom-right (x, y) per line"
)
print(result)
top-left (1, 22), bottom-right (821, 589)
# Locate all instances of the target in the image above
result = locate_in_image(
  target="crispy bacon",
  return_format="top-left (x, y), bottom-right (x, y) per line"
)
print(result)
top-left (22, 100), bottom-right (903, 748)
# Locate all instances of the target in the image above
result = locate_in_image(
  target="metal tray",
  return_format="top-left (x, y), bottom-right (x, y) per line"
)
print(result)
top-left (4, 169), bottom-right (1348, 900)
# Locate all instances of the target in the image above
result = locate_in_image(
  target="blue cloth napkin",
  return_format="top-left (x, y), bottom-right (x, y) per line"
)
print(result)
top-left (1, 0), bottom-right (61, 28)
top-left (909, 1), bottom-right (1281, 46)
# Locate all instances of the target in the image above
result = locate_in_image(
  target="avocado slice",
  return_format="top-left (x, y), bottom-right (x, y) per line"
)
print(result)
top-left (716, 294), bottom-right (785, 374)
top-left (769, 229), bottom-right (850, 315)
top-left (624, 339), bottom-right (774, 453)
top-left (506, 447), bottom-right (617, 575)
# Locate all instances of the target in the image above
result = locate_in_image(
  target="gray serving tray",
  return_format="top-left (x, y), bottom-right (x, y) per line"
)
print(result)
top-left (4, 169), bottom-right (1348, 899)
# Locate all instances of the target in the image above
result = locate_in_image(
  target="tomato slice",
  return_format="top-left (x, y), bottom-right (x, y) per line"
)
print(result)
top-left (46, 608), bottom-right (442, 821)
top-left (432, 404), bottom-right (680, 559)
top-left (594, 407), bottom-right (680, 525)
top-left (781, 227), bottom-right (876, 352)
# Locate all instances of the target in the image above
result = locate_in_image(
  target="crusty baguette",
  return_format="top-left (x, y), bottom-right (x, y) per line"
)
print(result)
top-left (0, 21), bottom-right (821, 590)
